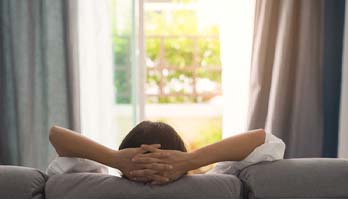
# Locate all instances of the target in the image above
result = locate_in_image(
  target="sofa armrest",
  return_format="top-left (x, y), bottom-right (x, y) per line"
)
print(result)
top-left (0, 166), bottom-right (47, 199)
top-left (239, 158), bottom-right (348, 199)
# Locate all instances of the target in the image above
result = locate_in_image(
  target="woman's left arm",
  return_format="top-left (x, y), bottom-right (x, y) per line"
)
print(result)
top-left (188, 129), bottom-right (266, 166)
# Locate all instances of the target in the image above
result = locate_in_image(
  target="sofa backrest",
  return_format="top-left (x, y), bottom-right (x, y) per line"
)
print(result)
top-left (45, 173), bottom-right (242, 199)
top-left (0, 166), bottom-right (47, 199)
top-left (3, 158), bottom-right (348, 199)
top-left (239, 158), bottom-right (348, 199)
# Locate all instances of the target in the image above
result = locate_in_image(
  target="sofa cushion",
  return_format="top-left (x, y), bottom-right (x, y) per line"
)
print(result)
top-left (239, 158), bottom-right (348, 199)
top-left (45, 173), bottom-right (242, 199)
top-left (0, 166), bottom-right (47, 199)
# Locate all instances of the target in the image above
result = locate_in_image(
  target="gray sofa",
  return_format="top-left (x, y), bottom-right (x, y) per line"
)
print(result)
top-left (1, 158), bottom-right (348, 199)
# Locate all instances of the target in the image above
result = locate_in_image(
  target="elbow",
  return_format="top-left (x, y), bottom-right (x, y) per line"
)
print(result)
top-left (49, 125), bottom-right (60, 144)
top-left (257, 128), bottom-right (266, 134)
top-left (49, 125), bottom-right (65, 156)
top-left (256, 128), bottom-right (266, 143)
top-left (249, 129), bottom-right (266, 144)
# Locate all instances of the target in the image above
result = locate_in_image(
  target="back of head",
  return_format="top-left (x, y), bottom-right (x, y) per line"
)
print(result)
top-left (119, 121), bottom-right (187, 152)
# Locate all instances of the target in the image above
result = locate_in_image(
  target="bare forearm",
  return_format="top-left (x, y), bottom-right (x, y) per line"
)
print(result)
top-left (130, 130), bottom-right (266, 184)
top-left (49, 126), bottom-right (117, 167)
top-left (188, 129), bottom-right (266, 170)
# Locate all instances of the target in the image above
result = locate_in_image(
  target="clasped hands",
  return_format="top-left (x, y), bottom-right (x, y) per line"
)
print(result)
top-left (115, 144), bottom-right (193, 185)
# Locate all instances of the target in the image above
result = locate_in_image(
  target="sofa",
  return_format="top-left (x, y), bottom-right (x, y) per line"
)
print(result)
top-left (1, 158), bottom-right (348, 199)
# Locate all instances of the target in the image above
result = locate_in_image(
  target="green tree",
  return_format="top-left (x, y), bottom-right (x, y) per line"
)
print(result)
top-left (112, 1), bottom-right (221, 104)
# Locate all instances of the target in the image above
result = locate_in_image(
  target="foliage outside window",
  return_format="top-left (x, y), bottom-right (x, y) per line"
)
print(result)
top-left (146, 7), bottom-right (221, 103)
top-left (111, 0), bottom-right (223, 155)
top-left (112, 2), bottom-right (222, 104)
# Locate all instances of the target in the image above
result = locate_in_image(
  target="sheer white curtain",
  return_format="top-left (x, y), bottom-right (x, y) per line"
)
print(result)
top-left (339, 1), bottom-right (348, 158)
top-left (218, 0), bottom-right (255, 137)
top-left (78, 0), bottom-right (117, 148)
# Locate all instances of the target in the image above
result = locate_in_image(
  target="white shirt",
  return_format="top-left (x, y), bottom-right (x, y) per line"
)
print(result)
top-left (208, 133), bottom-right (286, 175)
top-left (46, 157), bottom-right (109, 177)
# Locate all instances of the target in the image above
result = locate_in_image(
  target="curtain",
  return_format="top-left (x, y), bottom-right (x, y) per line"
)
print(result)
top-left (219, 1), bottom-right (255, 138)
top-left (339, 0), bottom-right (348, 158)
top-left (0, 0), bottom-right (79, 170)
top-left (78, 0), bottom-right (117, 149)
top-left (247, 0), bottom-right (345, 158)
top-left (322, 0), bottom-right (345, 157)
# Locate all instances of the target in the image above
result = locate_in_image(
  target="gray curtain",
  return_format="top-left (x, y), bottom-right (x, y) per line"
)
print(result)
top-left (247, 0), bottom-right (324, 157)
top-left (339, 0), bottom-right (348, 159)
top-left (0, 0), bottom-right (80, 170)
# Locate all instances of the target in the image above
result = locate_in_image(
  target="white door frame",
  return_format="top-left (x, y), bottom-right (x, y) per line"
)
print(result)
top-left (138, 0), bottom-right (146, 122)
top-left (132, 0), bottom-right (145, 124)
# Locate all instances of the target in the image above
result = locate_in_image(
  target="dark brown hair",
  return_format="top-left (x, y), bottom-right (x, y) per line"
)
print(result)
top-left (119, 121), bottom-right (187, 152)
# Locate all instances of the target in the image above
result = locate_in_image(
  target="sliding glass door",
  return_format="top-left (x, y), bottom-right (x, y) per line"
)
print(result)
top-left (111, 0), bottom-right (144, 145)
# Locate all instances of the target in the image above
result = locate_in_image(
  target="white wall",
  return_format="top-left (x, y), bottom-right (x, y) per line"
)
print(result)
top-left (338, 1), bottom-right (348, 158)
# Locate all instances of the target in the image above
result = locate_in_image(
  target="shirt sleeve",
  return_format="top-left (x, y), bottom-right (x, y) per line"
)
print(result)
top-left (207, 133), bottom-right (286, 175)
top-left (46, 157), bottom-right (109, 177)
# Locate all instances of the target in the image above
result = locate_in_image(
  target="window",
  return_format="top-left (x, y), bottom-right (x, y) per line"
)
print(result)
top-left (144, 4), bottom-right (221, 103)
top-left (144, 0), bottom-right (222, 151)
top-left (109, 0), bottom-right (254, 151)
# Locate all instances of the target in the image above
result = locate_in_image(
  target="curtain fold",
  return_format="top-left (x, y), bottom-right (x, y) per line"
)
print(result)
top-left (0, 0), bottom-right (79, 170)
top-left (248, 0), bottom-right (345, 158)
top-left (64, 0), bottom-right (81, 132)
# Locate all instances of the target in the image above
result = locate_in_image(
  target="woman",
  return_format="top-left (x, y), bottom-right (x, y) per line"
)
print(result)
top-left (48, 121), bottom-right (284, 185)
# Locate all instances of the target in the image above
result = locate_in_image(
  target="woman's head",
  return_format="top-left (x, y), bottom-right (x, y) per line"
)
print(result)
top-left (119, 121), bottom-right (187, 152)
